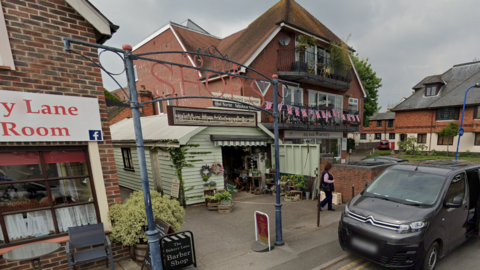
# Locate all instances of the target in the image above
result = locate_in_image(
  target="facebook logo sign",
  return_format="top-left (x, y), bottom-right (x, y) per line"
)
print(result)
top-left (89, 130), bottom-right (102, 141)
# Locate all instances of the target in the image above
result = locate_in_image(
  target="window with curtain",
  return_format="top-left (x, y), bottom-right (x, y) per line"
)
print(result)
top-left (0, 149), bottom-right (98, 245)
top-left (417, 134), bottom-right (427, 144)
top-left (348, 98), bottom-right (358, 113)
top-left (475, 133), bottom-right (480, 145)
top-left (375, 133), bottom-right (381, 140)
top-left (437, 135), bottom-right (454, 145)
top-left (389, 133), bottom-right (395, 140)
top-left (474, 106), bottom-right (480, 120)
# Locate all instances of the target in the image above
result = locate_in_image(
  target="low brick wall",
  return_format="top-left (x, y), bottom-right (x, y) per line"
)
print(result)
top-left (320, 158), bottom-right (392, 203)
top-left (0, 242), bottom-right (129, 270)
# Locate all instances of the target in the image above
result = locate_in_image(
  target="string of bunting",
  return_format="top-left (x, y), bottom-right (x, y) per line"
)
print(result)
top-left (264, 101), bottom-right (361, 122)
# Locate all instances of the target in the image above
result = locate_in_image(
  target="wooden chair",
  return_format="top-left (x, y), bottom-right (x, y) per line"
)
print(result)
top-left (66, 223), bottom-right (114, 270)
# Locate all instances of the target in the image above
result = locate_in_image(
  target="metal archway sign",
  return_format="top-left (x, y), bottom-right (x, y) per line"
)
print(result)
top-left (63, 37), bottom-right (299, 270)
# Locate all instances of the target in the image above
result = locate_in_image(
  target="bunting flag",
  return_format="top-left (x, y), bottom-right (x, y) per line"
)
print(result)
top-left (342, 114), bottom-right (346, 121)
top-left (355, 115), bottom-right (360, 122)
top-left (321, 110), bottom-right (326, 119)
top-left (265, 101), bottom-right (272, 110)
top-left (348, 114), bottom-right (353, 121)
top-left (316, 110), bottom-right (321, 119)
top-left (327, 111), bottom-right (332, 118)
top-left (310, 109), bottom-right (314, 115)
top-left (332, 109), bottom-right (336, 117)
top-left (294, 107), bottom-right (300, 117)
top-left (301, 109), bottom-right (307, 118)
top-left (287, 105), bottom-right (293, 115)
top-left (278, 103), bottom-right (283, 111)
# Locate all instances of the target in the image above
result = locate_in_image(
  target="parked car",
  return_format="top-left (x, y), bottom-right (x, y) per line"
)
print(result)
top-left (338, 161), bottom-right (480, 270)
top-left (378, 140), bottom-right (390, 150)
top-left (348, 156), bottom-right (408, 166)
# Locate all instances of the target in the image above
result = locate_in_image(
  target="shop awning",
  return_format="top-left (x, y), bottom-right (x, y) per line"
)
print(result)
top-left (210, 135), bottom-right (270, 147)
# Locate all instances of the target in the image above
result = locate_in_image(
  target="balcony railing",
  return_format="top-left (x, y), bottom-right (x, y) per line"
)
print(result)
top-left (260, 104), bottom-right (360, 132)
top-left (277, 50), bottom-right (353, 85)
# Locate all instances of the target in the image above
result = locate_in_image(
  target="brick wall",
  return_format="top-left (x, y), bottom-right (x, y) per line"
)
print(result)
top-left (108, 90), bottom-right (154, 125)
top-left (320, 158), bottom-right (391, 203)
top-left (0, 0), bottom-right (129, 268)
top-left (0, 243), bottom-right (129, 270)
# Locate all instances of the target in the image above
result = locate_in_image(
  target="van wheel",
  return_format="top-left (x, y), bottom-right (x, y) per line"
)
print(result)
top-left (422, 242), bottom-right (439, 270)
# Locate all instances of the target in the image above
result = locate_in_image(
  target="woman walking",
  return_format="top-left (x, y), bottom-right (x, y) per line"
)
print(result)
top-left (320, 162), bottom-right (335, 211)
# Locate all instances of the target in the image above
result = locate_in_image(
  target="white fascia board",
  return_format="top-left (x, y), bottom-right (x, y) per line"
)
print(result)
top-left (65, 0), bottom-right (111, 35)
top-left (280, 23), bottom-right (330, 45)
top-left (243, 26), bottom-right (282, 69)
top-left (133, 24), bottom-right (169, 51)
top-left (350, 56), bottom-right (367, 98)
top-left (170, 24), bottom-right (202, 78)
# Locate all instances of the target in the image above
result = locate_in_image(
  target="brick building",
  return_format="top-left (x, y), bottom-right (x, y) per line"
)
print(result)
top-left (351, 112), bottom-right (396, 149)
top-left (128, 0), bottom-right (366, 163)
top-left (0, 0), bottom-right (129, 269)
top-left (353, 60), bottom-right (480, 152)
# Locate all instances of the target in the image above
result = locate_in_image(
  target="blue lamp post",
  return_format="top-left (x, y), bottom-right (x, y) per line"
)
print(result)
top-left (455, 83), bottom-right (480, 163)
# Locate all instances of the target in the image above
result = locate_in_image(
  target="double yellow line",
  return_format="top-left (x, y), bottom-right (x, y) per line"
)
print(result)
top-left (337, 258), bottom-right (371, 270)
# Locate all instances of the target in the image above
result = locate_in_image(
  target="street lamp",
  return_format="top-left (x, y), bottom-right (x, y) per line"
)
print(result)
top-left (455, 83), bottom-right (480, 163)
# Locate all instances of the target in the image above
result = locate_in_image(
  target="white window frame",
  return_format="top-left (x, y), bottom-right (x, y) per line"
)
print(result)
top-left (308, 90), bottom-right (343, 110)
top-left (282, 85), bottom-right (303, 105)
top-left (348, 97), bottom-right (358, 112)
top-left (0, 2), bottom-right (15, 70)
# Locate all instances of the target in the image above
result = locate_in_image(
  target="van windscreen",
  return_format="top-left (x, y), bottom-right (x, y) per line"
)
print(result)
top-left (365, 169), bottom-right (445, 205)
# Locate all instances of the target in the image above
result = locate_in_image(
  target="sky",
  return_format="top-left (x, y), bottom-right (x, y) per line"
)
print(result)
top-left (90, 0), bottom-right (480, 112)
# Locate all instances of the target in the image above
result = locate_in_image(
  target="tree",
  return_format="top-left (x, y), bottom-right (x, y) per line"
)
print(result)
top-left (398, 137), bottom-right (427, 156)
top-left (352, 54), bottom-right (382, 125)
top-left (438, 122), bottom-right (460, 157)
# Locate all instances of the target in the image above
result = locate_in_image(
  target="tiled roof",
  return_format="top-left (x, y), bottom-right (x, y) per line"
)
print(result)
top-left (392, 61), bottom-right (480, 111)
top-left (172, 0), bottom-right (343, 69)
top-left (370, 112), bottom-right (395, 121)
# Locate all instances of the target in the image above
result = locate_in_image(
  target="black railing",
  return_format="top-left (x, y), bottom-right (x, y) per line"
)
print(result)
top-left (261, 104), bottom-right (360, 130)
top-left (277, 50), bottom-right (353, 84)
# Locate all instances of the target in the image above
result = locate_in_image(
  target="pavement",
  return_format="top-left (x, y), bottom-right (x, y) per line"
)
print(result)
top-left (89, 189), bottom-right (480, 270)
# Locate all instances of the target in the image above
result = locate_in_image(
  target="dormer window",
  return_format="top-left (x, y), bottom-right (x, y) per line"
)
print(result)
top-left (425, 85), bottom-right (438, 96)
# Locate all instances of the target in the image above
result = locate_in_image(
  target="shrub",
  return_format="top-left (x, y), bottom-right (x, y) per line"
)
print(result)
top-left (108, 190), bottom-right (185, 246)
top-left (365, 151), bottom-right (391, 158)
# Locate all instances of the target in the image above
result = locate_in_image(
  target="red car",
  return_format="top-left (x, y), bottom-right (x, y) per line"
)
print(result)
top-left (378, 140), bottom-right (390, 150)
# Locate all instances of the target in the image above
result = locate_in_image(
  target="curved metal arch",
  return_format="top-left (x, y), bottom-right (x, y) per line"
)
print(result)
top-left (133, 50), bottom-right (272, 82)
top-left (140, 96), bottom-right (273, 115)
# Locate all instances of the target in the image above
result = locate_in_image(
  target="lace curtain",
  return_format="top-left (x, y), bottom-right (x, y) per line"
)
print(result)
top-left (56, 205), bottom-right (97, 232)
top-left (3, 210), bottom-right (55, 241)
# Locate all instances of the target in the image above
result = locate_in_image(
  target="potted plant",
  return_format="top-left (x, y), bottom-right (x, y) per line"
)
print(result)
top-left (294, 35), bottom-right (315, 71)
top-left (265, 159), bottom-right (271, 173)
top-left (293, 175), bottom-right (305, 191)
top-left (215, 191), bottom-right (232, 205)
top-left (208, 181), bottom-right (217, 189)
top-left (108, 190), bottom-right (185, 261)
top-left (203, 175), bottom-right (210, 190)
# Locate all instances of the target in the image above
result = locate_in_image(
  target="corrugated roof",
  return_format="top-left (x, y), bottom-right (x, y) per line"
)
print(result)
top-left (370, 112), bottom-right (395, 120)
top-left (392, 61), bottom-right (480, 111)
top-left (110, 115), bottom-right (205, 144)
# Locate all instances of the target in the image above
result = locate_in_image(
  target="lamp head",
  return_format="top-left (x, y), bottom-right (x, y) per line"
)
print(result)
top-left (475, 83), bottom-right (480, 88)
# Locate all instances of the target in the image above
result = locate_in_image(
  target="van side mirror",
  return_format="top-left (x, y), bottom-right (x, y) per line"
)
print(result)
top-left (365, 182), bottom-right (370, 188)
top-left (444, 196), bottom-right (463, 208)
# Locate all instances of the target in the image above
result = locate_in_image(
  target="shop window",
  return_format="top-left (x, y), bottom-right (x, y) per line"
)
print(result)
top-left (360, 134), bottom-right (367, 140)
top-left (438, 135), bottom-right (454, 145)
top-left (0, 2), bottom-right (15, 70)
top-left (475, 133), bottom-right (480, 145)
top-left (389, 133), bottom-right (395, 140)
top-left (436, 108), bottom-right (459, 121)
top-left (121, 148), bottom-right (134, 171)
top-left (375, 133), bottom-right (381, 140)
top-left (388, 120), bottom-right (394, 127)
top-left (0, 149), bottom-right (98, 245)
top-left (417, 134), bottom-right (427, 144)
top-left (376, 121), bottom-right (382, 128)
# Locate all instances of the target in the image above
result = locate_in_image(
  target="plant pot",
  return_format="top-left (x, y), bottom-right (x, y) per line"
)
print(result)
top-left (204, 186), bottom-right (210, 190)
top-left (266, 169), bottom-right (270, 174)
top-left (264, 190), bottom-right (267, 194)
top-left (268, 116), bottom-right (274, 123)
top-left (221, 200), bottom-right (231, 205)
top-left (134, 243), bottom-right (148, 262)
top-left (305, 192), bottom-right (310, 200)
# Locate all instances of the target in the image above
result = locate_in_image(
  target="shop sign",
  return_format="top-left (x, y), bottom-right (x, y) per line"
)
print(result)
top-left (0, 90), bottom-right (102, 142)
top-left (160, 231), bottom-right (196, 270)
top-left (212, 100), bottom-right (257, 111)
top-left (170, 179), bottom-right (180, 198)
top-left (254, 211), bottom-right (271, 251)
top-left (212, 92), bottom-right (261, 106)
top-left (142, 218), bottom-right (175, 270)
top-left (167, 106), bottom-right (257, 127)
top-left (284, 131), bottom-right (342, 139)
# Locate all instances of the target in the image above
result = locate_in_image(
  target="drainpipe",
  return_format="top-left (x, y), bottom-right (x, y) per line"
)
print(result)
top-left (429, 109), bottom-right (434, 152)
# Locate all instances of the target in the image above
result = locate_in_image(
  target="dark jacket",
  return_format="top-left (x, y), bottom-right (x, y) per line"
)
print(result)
top-left (321, 170), bottom-right (335, 192)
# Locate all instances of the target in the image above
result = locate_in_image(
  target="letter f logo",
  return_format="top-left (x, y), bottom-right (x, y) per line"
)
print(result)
top-left (89, 130), bottom-right (102, 141)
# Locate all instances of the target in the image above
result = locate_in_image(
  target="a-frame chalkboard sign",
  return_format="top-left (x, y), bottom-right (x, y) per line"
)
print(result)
top-left (141, 218), bottom-right (175, 270)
